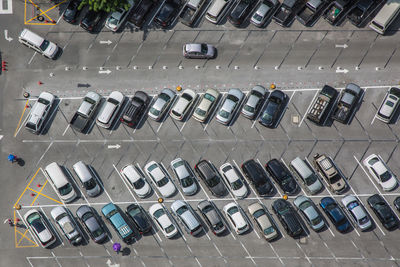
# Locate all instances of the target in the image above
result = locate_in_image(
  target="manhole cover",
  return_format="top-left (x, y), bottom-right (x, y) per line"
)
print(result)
top-left (292, 114), bottom-right (300, 125)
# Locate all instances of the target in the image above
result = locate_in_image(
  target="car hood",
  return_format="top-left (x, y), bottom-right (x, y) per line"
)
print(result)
top-left (308, 179), bottom-right (323, 193)
top-left (158, 214), bottom-right (172, 229)
top-left (210, 180), bottom-right (226, 196)
top-left (158, 181), bottom-right (175, 197)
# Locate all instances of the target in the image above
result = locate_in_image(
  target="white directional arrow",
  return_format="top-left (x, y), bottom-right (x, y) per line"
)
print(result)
top-left (335, 44), bottom-right (348, 48)
top-left (107, 144), bottom-right (121, 149)
top-left (99, 40), bottom-right (112, 45)
top-left (99, 69), bottom-right (112, 74)
top-left (336, 68), bottom-right (349, 74)
top-left (4, 30), bottom-right (13, 42)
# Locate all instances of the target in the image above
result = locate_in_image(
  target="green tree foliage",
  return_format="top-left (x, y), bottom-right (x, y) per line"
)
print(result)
top-left (78, 0), bottom-right (130, 13)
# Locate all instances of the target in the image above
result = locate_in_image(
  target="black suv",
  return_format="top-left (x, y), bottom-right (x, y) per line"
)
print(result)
top-left (195, 160), bottom-right (227, 197)
top-left (241, 159), bottom-right (274, 196)
top-left (63, 0), bottom-right (83, 24)
top-left (367, 194), bottom-right (398, 230)
top-left (266, 159), bottom-right (298, 195)
top-left (228, 0), bottom-right (258, 27)
top-left (154, 0), bottom-right (183, 28)
top-left (129, 0), bottom-right (156, 28)
top-left (126, 204), bottom-right (152, 234)
top-left (272, 199), bottom-right (303, 237)
top-left (121, 91), bottom-right (150, 127)
top-left (80, 10), bottom-right (103, 32)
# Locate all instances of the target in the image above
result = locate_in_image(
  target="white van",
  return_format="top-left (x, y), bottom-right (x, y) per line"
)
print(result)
top-left (290, 157), bottom-right (323, 195)
top-left (205, 0), bottom-right (232, 24)
top-left (45, 162), bottom-right (77, 203)
top-left (72, 161), bottom-right (101, 197)
top-left (369, 0), bottom-right (400, 34)
top-left (96, 91), bottom-right (125, 129)
top-left (19, 29), bottom-right (59, 59)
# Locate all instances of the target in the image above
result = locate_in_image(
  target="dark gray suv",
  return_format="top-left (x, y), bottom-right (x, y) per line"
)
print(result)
top-left (195, 160), bottom-right (227, 197)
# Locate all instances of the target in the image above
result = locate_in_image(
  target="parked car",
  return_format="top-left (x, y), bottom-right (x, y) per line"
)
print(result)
top-left (320, 197), bottom-right (350, 233)
top-left (149, 203), bottom-right (178, 238)
top-left (126, 204), bottom-right (152, 234)
top-left (367, 194), bottom-right (398, 230)
top-left (273, 0), bottom-right (303, 26)
top-left (216, 88), bottom-right (245, 125)
top-left (101, 203), bottom-right (135, 244)
top-left (171, 158), bottom-right (198, 196)
top-left (228, 0), bottom-right (259, 27)
top-left (363, 154), bottom-right (397, 191)
top-left (250, 0), bottom-right (279, 27)
top-left (307, 85), bottom-right (339, 126)
top-left (183, 43), bottom-right (216, 59)
top-left (376, 87), bottom-right (400, 123)
top-left (342, 195), bottom-right (372, 231)
top-left (105, 0), bottom-right (136, 31)
top-left (248, 202), bottom-right (279, 241)
top-left (171, 200), bottom-right (203, 236)
top-left (296, 0), bottom-right (328, 26)
top-left (266, 159), bottom-right (298, 195)
top-left (294, 195), bottom-right (325, 231)
top-left (170, 89), bottom-right (197, 121)
top-left (223, 202), bottom-right (249, 234)
top-left (323, 0), bottom-right (353, 25)
top-left (241, 159), bottom-right (274, 196)
top-left (70, 91), bottom-right (101, 133)
top-left (120, 91), bottom-right (150, 127)
top-left (332, 83), bottom-right (363, 124)
top-left (154, 0), bottom-right (183, 28)
top-left (259, 90), bottom-right (287, 128)
top-left (347, 0), bottom-right (384, 27)
top-left (195, 160), bottom-right (227, 197)
top-left (180, 0), bottom-right (207, 27)
top-left (272, 199), bottom-right (303, 237)
top-left (63, 0), bottom-right (83, 23)
top-left (219, 162), bottom-right (248, 198)
top-left (197, 200), bottom-right (226, 235)
top-left (80, 10), bottom-right (103, 32)
top-left (129, 0), bottom-right (156, 28)
top-left (192, 89), bottom-right (220, 122)
top-left (394, 196), bottom-right (400, 212)
top-left (25, 92), bottom-right (55, 134)
top-left (313, 153), bottom-right (347, 194)
top-left (205, 0), bottom-right (233, 24)
top-left (24, 209), bottom-right (57, 248)
top-left (144, 161), bottom-right (176, 198)
top-left (96, 91), bottom-right (125, 129)
top-left (72, 161), bottom-right (101, 197)
top-left (148, 88), bottom-right (176, 121)
top-left (76, 205), bottom-right (107, 243)
top-left (289, 157), bottom-right (323, 195)
top-left (241, 85), bottom-right (267, 119)
top-left (50, 206), bottom-right (82, 245)
top-left (121, 164), bottom-right (151, 198)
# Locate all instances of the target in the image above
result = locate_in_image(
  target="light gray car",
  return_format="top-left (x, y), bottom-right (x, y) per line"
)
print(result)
top-left (216, 88), bottom-right (244, 125)
top-left (248, 202), bottom-right (278, 241)
top-left (341, 195), bottom-right (372, 231)
top-left (294, 195), bottom-right (325, 231)
top-left (76, 205), bottom-right (107, 243)
top-left (183, 43), bottom-right (216, 59)
top-left (250, 0), bottom-right (278, 27)
top-left (197, 200), bottom-right (226, 235)
top-left (171, 158), bottom-right (198, 196)
top-left (51, 206), bottom-right (82, 245)
top-left (148, 88), bottom-right (176, 121)
top-left (241, 85), bottom-right (267, 119)
top-left (171, 200), bottom-right (203, 236)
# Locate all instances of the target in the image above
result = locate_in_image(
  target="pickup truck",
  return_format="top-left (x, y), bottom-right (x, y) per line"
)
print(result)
top-left (70, 91), bottom-right (101, 132)
top-left (332, 83), bottom-right (363, 124)
top-left (307, 85), bottom-right (339, 126)
top-left (273, 0), bottom-right (302, 26)
top-left (323, 0), bottom-right (353, 25)
top-left (296, 0), bottom-right (327, 26)
top-left (180, 0), bottom-right (206, 27)
top-left (347, 0), bottom-right (384, 27)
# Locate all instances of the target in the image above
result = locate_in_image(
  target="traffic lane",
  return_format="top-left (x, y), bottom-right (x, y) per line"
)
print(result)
top-left (360, 35), bottom-right (398, 70)
top-left (105, 31), bottom-right (144, 68)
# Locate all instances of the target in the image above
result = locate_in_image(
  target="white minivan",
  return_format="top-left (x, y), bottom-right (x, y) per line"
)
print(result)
top-left (45, 162), bottom-right (78, 203)
top-left (369, 0), bottom-right (400, 34)
top-left (19, 29), bottom-right (59, 59)
top-left (205, 0), bottom-right (232, 24)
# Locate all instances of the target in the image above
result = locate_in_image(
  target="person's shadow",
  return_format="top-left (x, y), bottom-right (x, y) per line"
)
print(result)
top-left (17, 158), bottom-right (25, 167)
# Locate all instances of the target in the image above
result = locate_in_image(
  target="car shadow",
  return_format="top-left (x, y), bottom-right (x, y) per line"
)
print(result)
top-left (40, 98), bottom-right (61, 135)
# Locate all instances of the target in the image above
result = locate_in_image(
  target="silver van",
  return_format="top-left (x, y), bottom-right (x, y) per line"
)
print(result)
top-left (369, 0), bottom-right (400, 34)
top-left (45, 162), bottom-right (77, 203)
top-left (19, 29), bottom-right (59, 59)
top-left (25, 92), bottom-right (55, 134)
top-left (205, 0), bottom-right (232, 24)
top-left (96, 91), bottom-right (125, 129)
top-left (72, 161), bottom-right (101, 197)
top-left (290, 157), bottom-right (323, 195)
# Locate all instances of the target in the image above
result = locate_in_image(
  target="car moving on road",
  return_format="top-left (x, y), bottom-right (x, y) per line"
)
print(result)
top-left (183, 43), bottom-right (216, 59)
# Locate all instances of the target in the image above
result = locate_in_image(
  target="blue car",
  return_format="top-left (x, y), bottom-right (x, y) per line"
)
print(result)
top-left (102, 203), bottom-right (135, 244)
top-left (319, 197), bottom-right (350, 233)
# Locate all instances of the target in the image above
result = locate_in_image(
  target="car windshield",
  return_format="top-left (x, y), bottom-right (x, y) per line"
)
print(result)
top-left (40, 40), bottom-right (50, 51)
top-left (215, 221), bottom-right (224, 230)
top-left (147, 164), bottom-right (158, 172)
top-left (204, 93), bottom-right (216, 102)
top-left (359, 216), bottom-right (369, 224)
top-left (38, 98), bottom-right (50, 105)
top-left (93, 227), bottom-right (104, 238)
top-left (108, 98), bottom-right (120, 105)
top-left (173, 161), bottom-right (184, 168)
top-left (243, 104), bottom-right (254, 113)
top-left (231, 179), bottom-right (243, 190)
top-left (128, 207), bottom-right (141, 217)
top-left (304, 174), bottom-right (317, 185)
top-left (227, 206), bottom-right (239, 215)
top-left (201, 44), bottom-right (208, 54)
top-left (227, 94), bottom-right (239, 102)
top-left (176, 205), bottom-right (188, 216)
top-left (181, 177), bottom-right (194, 187)
top-left (165, 225), bottom-right (175, 233)
top-left (108, 17), bottom-right (118, 25)
top-left (195, 108), bottom-right (206, 116)
top-left (253, 209), bottom-right (265, 218)
top-left (380, 171), bottom-right (392, 182)
top-left (206, 175), bottom-right (220, 187)
top-left (299, 201), bottom-right (312, 211)
top-left (253, 13), bottom-right (263, 21)
top-left (153, 209), bottom-right (165, 219)
top-left (84, 178), bottom-right (97, 190)
top-left (182, 93), bottom-right (193, 102)
top-left (347, 201), bottom-right (359, 210)
top-left (149, 107), bottom-right (160, 116)
top-left (202, 205), bottom-right (213, 214)
top-left (219, 109), bottom-right (230, 119)
top-left (59, 183), bottom-right (73, 196)
top-left (105, 209), bottom-right (118, 219)
top-left (27, 213), bottom-right (41, 224)
top-left (385, 100), bottom-right (395, 107)
top-left (81, 212), bottom-right (92, 221)
top-left (133, 178), bottom-right (145, 189)
top-left (159, 93), bottom-right (171, 102)
top-left (278, 206), bottom-right (289, 215)
top-left (264, 226), bottom-right (275, 235)
top-left (157, 177), bottom-right (169, 187)
top-left (311, 216), bottom-right (322, 226)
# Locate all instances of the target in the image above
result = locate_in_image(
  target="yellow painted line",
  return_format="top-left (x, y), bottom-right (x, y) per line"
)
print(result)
top-left (14, 99), bottom-right (29, 137)
top-left (16, 229), bottom-right (29, 246)
top-left (27, 0), bottom-right (53, 22)
top-left (13, 168), bottom-right (41, 208)
top-left (26, 0), bottom-right (67, 23)
top-left (25, 22), bottom-right (56, 25)
top-left (14, 210), bottom-right (17, 248)
top-left (30, 180), bottom-right (48, 206)
top-left (16, 228), bottom-right (38, 247)
top-left (26, 187), bottom-right (63, 204)
top-left (24, 0), bottom-right (27, 24)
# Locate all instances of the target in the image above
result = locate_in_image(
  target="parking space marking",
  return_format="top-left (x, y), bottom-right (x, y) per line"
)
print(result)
top-left (13, 168), bottom-right (41, 208)
top-left (298, 89), bottom-right (319, 127)
top-left (14, 99), bottom-right (30, 137)
top-left (62, 124), bottom-right (70, 136)
top-left (15, 210), bottom-right (39, 248)
top-left (370, 89), bottom-right (387, 125)
top-left (27, 52), bottom-right (37, 65)
top-left (296, 242), bottom-right (312, 264)
top-left (91, 169), bottom-right (114, 203)
top-left (241, 241), bottom-right (257, 265)
top-left (112, 164), bottom-right (138, 203)
top-left (269, 243), bottom-right (284, 266)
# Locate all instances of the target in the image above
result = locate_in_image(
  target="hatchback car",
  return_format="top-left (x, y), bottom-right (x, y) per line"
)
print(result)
top-left (319, 197), bottom-right (350, 233)
top-left (171, 158), bottom-right (198, 196)
top-left (25, 91), bottom-right (55, 134)
top-left (96, 91), bottom-right (125, 129)
top-left (272, 199), bottom-right (303, 237)
top-left (367, 194), bottom-right (398, 230)
top-left (195, 160), bottom-right (227, 197)
top-left (120, 91), bottom-right (150, 127)
top-left (223, 202), bottom-right (249, 234)
top-left (105, 0), bottom-right (135, 31)
top-left (144, 161), bottom-right (176, 198)
top-left (376, 87), bottom-right (400, 123)
top-left (183, 43), bottom-right (216, 59)
top-left (241, 159), bottom-right (274, 196)
top-left (126, 204), bottom-right (152, 235)
top-left (219, 162), bottom-right (248, 199)
top-left (294, 195), bottom-right (325, 231)
top-left (250, 0), bottom-right (279, 27)
top-left (266, 159), bottom-right (298, 195)
top-left (241, 85), bottom-right (267, 119)
top-left (153, 0), bottom-right (183, 28)
top-left (171, 200), bottom-right (203, 236)
top-left (197, 200), bottom-right (226, 235)
top-left (363, 154), bottom-right (397, 191)
top-left (216, 88), bottom-right (245, 125)
top-left (192, 89), bottom-right (220, 122)
top-left (129, 0), bottom-right (156, 28)
top-left (149, 203), bottom-right (178, 238)
top-left (121, 164), bottom-right (151, 198)
top-left (63, 0), bottom-right (83, 23)
top-left (248, 202), bottom-right (278, 240)
top-left (342, 195), bottom-right (372, 231)
top-left (76, 205), bottom-right (107, 243)
top-left (148, 88), bottom-right (176, 121)
top-left (228, 0), bottom-right (258, 27)
top-left (259, 90), bottom-right (287, 128)
top-left (80, 10), bottom-right (103, 32)
top-left (24, 209), bottom-right (56, 248)
top-left (50, 206), bottom-right (82, 245)
top-left (170, 89), bottom-right (196, 121)
top-left (101, 203), bottom-right (135, 244)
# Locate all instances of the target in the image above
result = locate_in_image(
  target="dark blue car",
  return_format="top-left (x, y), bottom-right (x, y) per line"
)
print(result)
top-left (319, 197), bottom-right (350, 233)
top-left (259, 90), bottom-right (287, 128)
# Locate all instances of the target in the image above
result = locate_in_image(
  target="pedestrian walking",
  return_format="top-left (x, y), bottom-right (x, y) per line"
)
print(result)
top-left (113, 242), bottom-right (121, 254)
top-left (4, 218), bottom-right (13, 226)
top-left (8, 154), bottom-right (17, 163)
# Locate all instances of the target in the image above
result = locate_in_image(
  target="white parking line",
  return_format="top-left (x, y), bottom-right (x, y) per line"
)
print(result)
top-left (269, 243), bottom-right (285, 265)
top-left (62, 124), bottom-right (70, 136)
top-left (203, 92), bottom-right (226, 131)
top-left (296, 242), bottom-right (312, 264)
top-left (241, 241), bottom-right (257, 265)
top-left (90, 168), bottom-right (114, 203)
top-left (298, 90), bottom-right (319, 127)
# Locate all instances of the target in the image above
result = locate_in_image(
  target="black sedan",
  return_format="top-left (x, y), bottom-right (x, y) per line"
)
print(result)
top-left (121, 91), bottom-right (150, 127)
top-left (272, 199), bottom-right (303, 237)
top-left (320, 197), bottom-right (350, 233)
top-left (367, 194), bottom-right (398, 230)
top-left (126, 204), bottom-right (152, 234)
top-left (266, 159), bottom-right (298, 195)
top-left (63, 0), bottom-right (83, 24)
top-left (228, 0), bottom-right (259, 27)
top-left (153, 0), bottom-right (183, 28)
top-left (80, 10), bottom-right (103, 32)
top-left (241, 159), bottom-right (274, 196)
top-left (394, 196), bottom-right (400, 211)
top-left (259, 90), bottom-right (287, 128)
top-left (129, 0), bottom-right (156, 28)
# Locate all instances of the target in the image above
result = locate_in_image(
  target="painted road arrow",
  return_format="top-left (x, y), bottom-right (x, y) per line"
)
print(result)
top-left (336, 68), bottom-right (349, 74)
top-left (99, 69), bottom-right (112, 74)
top-left (99, 40), bottom-right (112, 45)
top-left (107, 144), bottom-right (121, 149)
top-left (335, 44), bottom-right (348, 48)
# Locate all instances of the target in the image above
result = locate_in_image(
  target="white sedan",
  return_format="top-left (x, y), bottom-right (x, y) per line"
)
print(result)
top-left (363, 154), bottom-right (397, 191)
top-left (215, 88), bottom-right (244, 125)
top-left (223, 202), bottom-right (249, 234)
top-left (121, 164), bottom-right (151, 198)
top-left (149, 203), bottom-right (178, 239)
top-left (145, 161), bottom-right (176, 198)
top-left (219, 163), bottom-right (248, 198)
top-left (170, 89), bottom-right (196, 121)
